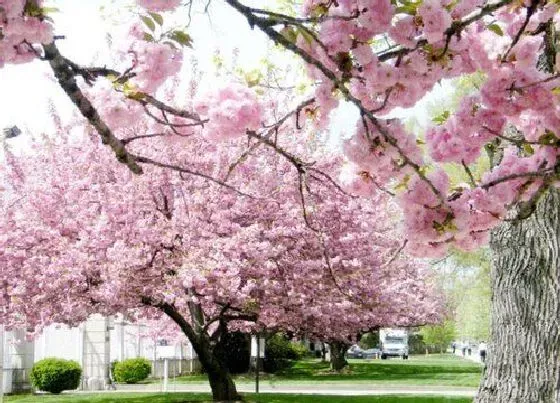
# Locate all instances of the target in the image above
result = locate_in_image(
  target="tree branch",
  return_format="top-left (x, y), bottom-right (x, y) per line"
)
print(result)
top-left (43, 42), bottom-right (143, 174)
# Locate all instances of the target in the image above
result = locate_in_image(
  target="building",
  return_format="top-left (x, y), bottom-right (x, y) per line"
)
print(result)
top-left (1, 315), bottom-right (199, 394)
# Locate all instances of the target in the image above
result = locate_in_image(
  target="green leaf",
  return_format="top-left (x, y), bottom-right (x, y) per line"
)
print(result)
top-left (309, 4), bottom-right (329, 18)
top-left (280, 26), bottom-right (298, 44)
top-left (432, 110), bottom-right (450, 125)
top-left (487, 23), bottom-right (503, 36)
top-left (396, 3), bottom-right (419, 14)
top-left (141, 16), bottom-right (156, 32)
top-left (522, 143), bottom-right (534, 156)
top-left (538, 130), bottom-right (559, 146)
top-left (143, 32), bottom-right (155, 42)
top-left (41, 7), bottom-right (59, 14)
top-left (169, 30), bottom-right (193, 48)
top-left (148, 12), bottom-right (164, 25)
top-left (298, 27), bottom-right (314, 45)
top-left (244, 69), bottom-right (263, 87)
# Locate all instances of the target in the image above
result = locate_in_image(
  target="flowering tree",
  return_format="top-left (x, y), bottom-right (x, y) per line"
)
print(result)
top-left (0, 120), bottom-right (441, 400)
top-left (2, 0), bottom-right (560, 401)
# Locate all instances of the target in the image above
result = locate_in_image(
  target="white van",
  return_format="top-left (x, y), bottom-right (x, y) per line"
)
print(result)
top-left (380, 328), bottom-right (408, 360)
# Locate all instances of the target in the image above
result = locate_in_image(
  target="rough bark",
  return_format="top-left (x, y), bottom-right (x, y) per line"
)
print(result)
top-left (154, 301), bottom-right (241, 402)
top-left (476, 188), bottom-right (560, 403)
top-left (330, 341), bottom-right (349, 371)
top-left (193, 336), bottom-right (241, 402)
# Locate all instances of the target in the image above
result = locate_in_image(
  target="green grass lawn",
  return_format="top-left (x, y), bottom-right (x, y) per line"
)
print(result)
top-left (157, 354), bottom-right (482, 387)
top-left (6, 393), bottom-right (473, 403)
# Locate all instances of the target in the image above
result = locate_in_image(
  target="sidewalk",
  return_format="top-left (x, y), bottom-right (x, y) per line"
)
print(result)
top-left (82, 382), bottom-right (477, 397)
top-left (454, 347), bottom-right (482, 364)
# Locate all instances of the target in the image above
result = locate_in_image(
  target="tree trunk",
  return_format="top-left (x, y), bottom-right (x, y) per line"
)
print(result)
top-left (156, 301), bottom-right (242, 401)
top-left (194, 338), bottom-right (241, 402)
top-left (206, 365), bottom-right (240, 402)
top-left (330, 341), bottom-right (348, 371)
top-left (476, 189), bottom-right (560, 403)
top-left (321, 343), bottom-right (327, 362)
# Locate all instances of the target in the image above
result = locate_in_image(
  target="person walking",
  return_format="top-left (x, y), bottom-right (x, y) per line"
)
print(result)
top-left (479, 341), bottom-right (487, 363)
top-left (452, 342), bottom-right (456, 354)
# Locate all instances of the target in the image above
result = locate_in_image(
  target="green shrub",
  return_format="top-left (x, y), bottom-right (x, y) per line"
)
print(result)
top-left (30, 358), bottom-right (81, 394)
top-left (289, 341), bottom-right (308, 359)
top-left (113, 358), bottom-right (152, 384)
top-left (359, 332), bottom-right (380, 350)
top-left (264, 334), bottom-right (308, 373)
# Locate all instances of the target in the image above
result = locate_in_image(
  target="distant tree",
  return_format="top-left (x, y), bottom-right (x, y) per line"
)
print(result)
top-left (420, 321), bottom-right (456, 354)
top-left (359, 332), bottom-right (380, 350)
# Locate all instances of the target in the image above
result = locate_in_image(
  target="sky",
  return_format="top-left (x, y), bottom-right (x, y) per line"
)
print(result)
top-left (0, 0), bottom-right (451, 150)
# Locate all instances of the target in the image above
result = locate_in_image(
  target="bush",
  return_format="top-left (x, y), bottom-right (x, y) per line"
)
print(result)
top-left (359, 332), bottom-right (380, 350)
top-left (264, 334), bottom-right (308, 373)
top-left (113, 358), bottom-right (152, 383)
top-left (288, 341), bottom-right (308, 359)
top-left (30, 358), bottom-right (81, 394)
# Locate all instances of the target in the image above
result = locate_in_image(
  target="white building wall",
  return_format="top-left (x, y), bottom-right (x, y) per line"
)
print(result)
top-left (2, 315), bottom-right (199, 393)
top-left (81, 315), bottom-right (110, 390)
top-left (35, 325), bottom-right (81, 362)
top-left (2, 327), bottom-right (34, 394)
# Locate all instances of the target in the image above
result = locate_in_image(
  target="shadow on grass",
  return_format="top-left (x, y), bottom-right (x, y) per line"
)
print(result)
top-left (273, 355), bottom-right (482, 385)
top-left (144, 354), bottom-right (482, 387)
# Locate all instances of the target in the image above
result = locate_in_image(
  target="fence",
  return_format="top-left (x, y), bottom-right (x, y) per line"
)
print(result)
top-left (151, 358), bottom-right (201, 378)
top-left (2, 367), bottom-right (32, 394)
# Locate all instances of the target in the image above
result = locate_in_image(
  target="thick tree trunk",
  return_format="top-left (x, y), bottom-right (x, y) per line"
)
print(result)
top-left (476, 189), bottom-right (560, 403)
top-left (206, 365), bottom-right (240, 402)
top-left (330, 341), bottom-right (348, 371)
top-left (321, 343), bottom-right (327, 362)
top-left (156, 301), bottom-right (242, 401)
top-left (194, 338), bottom-right (241, 402)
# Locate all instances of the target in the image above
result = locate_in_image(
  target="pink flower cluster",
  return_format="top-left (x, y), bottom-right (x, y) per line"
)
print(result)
top-left (417, 0), bottom-right (452, 44)
top-left (136, 0), bottom-right (181, 12)
top-left (0, 0), bottom-right (53, 67)
top-left (128, 41), bottom-right (183, 93)
top-left (194, 83), bottom-right (263, 141)
top-left (297, 0), bottom-right (560, 256)
top-left (343, 119), bottom-right (422, 188)
top-left (86, 81), bottom-right (145, 130)
top-left (0, 119), bottom-right (443, 341)
top-left (426, 96), bottom-right (505, 164)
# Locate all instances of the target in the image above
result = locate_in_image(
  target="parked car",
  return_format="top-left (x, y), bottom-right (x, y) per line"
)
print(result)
top-left (346, 344), bottom-right (364, 359)
top-left (363, 348), bottom-right (381, 359)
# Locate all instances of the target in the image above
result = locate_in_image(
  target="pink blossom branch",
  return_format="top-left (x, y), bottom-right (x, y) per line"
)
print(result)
top-left (43, 42), bottom-right (144, 174)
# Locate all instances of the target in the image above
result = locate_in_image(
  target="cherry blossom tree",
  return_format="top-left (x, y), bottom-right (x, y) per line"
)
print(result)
top-left (2, 0), bottom-right (560, 401)
top-left (0, 117), bottom-right (441, 400)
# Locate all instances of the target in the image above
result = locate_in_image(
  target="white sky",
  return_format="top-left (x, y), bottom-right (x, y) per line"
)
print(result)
top-left (0, 0), bottom-right (450, 149)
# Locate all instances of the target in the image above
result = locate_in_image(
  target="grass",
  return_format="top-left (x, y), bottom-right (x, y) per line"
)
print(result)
top-left (5, 393), bottom-right (473, 403)
top-left (156, 354), bottom-right (482, 387)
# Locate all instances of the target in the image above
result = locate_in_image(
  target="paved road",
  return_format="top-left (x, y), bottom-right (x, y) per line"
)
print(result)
top-left (98, 382), bottom-right (477, 397)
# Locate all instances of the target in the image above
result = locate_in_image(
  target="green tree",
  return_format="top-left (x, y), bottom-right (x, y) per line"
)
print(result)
top-left (420, 320), bottom-right (456, 354)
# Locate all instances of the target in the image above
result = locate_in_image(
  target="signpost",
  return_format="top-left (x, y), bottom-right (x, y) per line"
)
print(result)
top-left (251, 334), bottom-right (265, 394)
top-left (255, 335), bottom-right (260, 394)
top-left (163, 358), bottom-right (168, 392)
